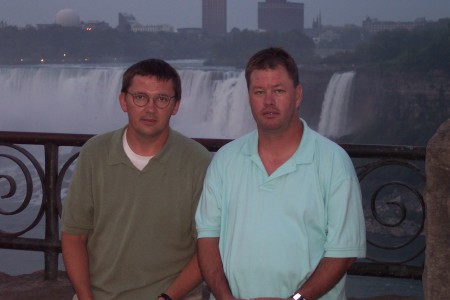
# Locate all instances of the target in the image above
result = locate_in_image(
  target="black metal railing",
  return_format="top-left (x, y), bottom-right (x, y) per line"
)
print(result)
top-left (0, 131), bottom-right (426, 280)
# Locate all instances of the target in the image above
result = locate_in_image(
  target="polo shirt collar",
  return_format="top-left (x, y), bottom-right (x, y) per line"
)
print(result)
top-left (241, 118), bottom-right (316, 168)
top-left (108, 126), bottom-right (129, 166)
top-left (108, 126), bottom-right (174, 167)
top-left (294, 118), bottom-right (315, 165)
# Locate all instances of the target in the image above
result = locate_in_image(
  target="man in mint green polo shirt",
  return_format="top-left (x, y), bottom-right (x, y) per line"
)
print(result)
top-left (195, 48), bottom-right (366, 300)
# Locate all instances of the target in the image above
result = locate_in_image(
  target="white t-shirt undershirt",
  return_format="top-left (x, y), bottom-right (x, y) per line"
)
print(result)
top-left (122, 129), bottom-right (153, 171)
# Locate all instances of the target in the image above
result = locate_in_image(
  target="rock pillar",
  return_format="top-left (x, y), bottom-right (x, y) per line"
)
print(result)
top-left (423, 119), bottom-right (450, 299)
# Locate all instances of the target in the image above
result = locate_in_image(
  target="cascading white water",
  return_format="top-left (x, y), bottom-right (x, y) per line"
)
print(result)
top-left (172, 69), bottom-right (255, 138)
top-left (317, 71), bottom-right (356, 138)
top-left (0, 63), bottom-right (255, 139)
top-left (0, 65), bottom-right (126, 134)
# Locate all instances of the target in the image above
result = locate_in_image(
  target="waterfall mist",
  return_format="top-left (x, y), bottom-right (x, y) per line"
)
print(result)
top-left (317, 71), bottom-right (356, 138)
top-left (0, 65), bottom-right (125, 134)
top-left (1, 63), bottom-right (355, 139)
top-left (0, 64), bottom-right (255, 139)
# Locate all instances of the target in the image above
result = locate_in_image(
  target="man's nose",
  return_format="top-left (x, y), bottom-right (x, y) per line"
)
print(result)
top-left (144, 98), bottom-right (157, 111)
top-left (263, 92), bottom-right (275, 106)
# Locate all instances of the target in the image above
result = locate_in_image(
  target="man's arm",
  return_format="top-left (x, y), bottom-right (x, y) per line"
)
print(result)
top-left (160, 252), bottom-right (203, 300)
top-left (197, 237), bottom-right (234, 300)
top-left (61, 232), bottom-right (94, 300)
top-left (294, 257), bottom-right (356, 300)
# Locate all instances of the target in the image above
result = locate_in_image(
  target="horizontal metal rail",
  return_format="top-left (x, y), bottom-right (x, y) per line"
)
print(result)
top-left (0, 131), bottom-right (426, 280)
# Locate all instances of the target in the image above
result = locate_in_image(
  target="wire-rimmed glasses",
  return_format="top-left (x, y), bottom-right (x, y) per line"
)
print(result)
top-left (126, 92), bottom-right (175, 109)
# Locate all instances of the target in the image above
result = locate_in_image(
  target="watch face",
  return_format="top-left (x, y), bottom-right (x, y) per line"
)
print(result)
top-left (293, 293), bottom-right (301, 300)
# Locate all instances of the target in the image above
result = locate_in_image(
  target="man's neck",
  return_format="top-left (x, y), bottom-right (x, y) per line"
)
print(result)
top-left (257, 119), bottom-right (303, 175)
top-left (125, 128), bottom-right (170, 157)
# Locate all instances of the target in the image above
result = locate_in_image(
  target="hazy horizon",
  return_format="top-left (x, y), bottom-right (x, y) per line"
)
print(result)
top-left (0, 0), bottom-right (449, 30)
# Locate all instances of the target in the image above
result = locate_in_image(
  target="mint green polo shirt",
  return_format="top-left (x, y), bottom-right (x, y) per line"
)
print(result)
top-left (196, 119), bottom-right (366, 300)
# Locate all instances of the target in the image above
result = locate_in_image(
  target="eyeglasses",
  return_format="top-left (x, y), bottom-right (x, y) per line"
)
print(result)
top-left (126, 92), bottom-right (175, 109)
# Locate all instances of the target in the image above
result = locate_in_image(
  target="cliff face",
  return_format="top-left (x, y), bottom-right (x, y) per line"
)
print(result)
top-left (298, 66), bottom-right (337, 129)
top-left (298, 66), bottom-right (450, 145)
top-left (351, 69), bottom-right (450, 145)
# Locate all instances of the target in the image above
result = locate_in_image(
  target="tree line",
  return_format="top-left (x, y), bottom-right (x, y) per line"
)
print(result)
top-left (0, 18), bottom-right (448, 74)
top-left (0, 25), bottom-right (315, 67)
top-left (324, 18), bottom-right (450, 75)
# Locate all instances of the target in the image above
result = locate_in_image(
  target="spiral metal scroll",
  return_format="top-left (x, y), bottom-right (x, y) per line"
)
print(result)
top-left (356, 158), bottom-right (426, 265)
top-left (56, 152), bottom-right (80, 217)
top-left (0, 143), bottom-right (46, 237)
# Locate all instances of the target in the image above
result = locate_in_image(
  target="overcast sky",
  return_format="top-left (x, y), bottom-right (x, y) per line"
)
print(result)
top-left (0, 0), bottom-right (449, 30)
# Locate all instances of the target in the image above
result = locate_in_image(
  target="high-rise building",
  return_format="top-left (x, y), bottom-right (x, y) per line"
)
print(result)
top-left (258, 0), bottom-right (304, 32)
top-left (117, 13), bottom-right (139, 32)
top-left (202, 0), bottom-right (227, 36)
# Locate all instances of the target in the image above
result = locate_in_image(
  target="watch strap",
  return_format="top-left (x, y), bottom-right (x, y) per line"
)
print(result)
top-left (158, 293), bottom-right (172, 300)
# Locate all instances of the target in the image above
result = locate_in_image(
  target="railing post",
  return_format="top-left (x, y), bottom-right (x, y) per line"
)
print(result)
top-left (44, 143), bottom-right (60, 280)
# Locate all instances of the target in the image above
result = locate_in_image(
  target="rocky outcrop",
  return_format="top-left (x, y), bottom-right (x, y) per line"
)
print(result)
top-left (423, 119), bottom-right (450, 299)
top-left (298, 65), bottom-right (337, 129)
top-left (299, 66), bottom-right (450, 145)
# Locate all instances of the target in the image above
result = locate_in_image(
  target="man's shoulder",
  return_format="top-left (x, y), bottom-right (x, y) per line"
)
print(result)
top-left (170, 130), bottom-right (212, 160)
top-left (307, 126), bottom-right (347, 157)
top-left (306, 127), bottom-right (356, 180)
top-left (213, 131), bottom-right (254, 160)
top-left (218, 131), bottom-right (251, 153)
top-left (80, 128), bottom-right (122, 154)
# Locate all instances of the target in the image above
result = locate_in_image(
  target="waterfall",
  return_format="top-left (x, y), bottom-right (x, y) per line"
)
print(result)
top-left (172, 69), bottom-right (255, 138)
top-left (0, 64), bottom-right (255, 139)
top-left (317, 71), bottom-right (356, 138)
top-left (0, 65), bottom-right (125, 134)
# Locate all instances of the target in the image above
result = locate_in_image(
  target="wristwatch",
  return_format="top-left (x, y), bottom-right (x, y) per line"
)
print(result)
top-left (290, 292), bottom-right (306, 300)
top-left (158, 293), bottom-right (172, 300)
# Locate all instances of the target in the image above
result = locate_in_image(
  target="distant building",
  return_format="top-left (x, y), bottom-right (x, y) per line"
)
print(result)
top-left (55, 9), bottom-right (81, 27)
top-left (258, 0), bottom-right (304, 32)
top-left (131, 24), bottom-right (174, 33)
top-left (202, 0), bottom-right (227, 36)
top-left (362, 17), bottom-right (427, 33)
top-left (81, 21), bottom-right (111, 31)
top-left (117, 13), bottom-right (139, 32)
top-left (304, 12), bottom-right (322, 38)
top-left (117, 13), bottom-right (174, 33)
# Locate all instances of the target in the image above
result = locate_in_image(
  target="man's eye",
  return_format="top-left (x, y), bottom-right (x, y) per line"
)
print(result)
top-left (134, 94), bottom-right (147, 100)
top-left (157, 96), bottom-right (169, 102)
top-left (274, 89), bottom-right (286, 95)
top-left (254, 91), bottom-right (264, 96)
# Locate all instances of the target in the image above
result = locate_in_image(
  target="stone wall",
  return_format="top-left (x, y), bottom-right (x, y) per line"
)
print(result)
top-left (423, 119), bottom-right (450, 299)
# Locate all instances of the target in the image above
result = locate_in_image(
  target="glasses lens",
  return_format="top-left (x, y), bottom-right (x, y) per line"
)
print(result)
top-left (155, 95), bottom-right (170, 108)
top-left (129, 93), bottom-right (148, 107)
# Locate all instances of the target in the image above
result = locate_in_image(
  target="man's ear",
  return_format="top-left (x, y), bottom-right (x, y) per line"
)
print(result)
top-left (119, 92), bottom-right (127, 112)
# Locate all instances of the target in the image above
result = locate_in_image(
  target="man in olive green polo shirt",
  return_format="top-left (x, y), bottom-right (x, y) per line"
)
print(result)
top-left (62, 59), bottom-right (211, 300)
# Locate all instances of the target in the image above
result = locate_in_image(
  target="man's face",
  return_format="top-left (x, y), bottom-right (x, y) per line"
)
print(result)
top-left (248, 65), bottom-right (302, 134)
top-left (119, 75), bottom-right (180, 142)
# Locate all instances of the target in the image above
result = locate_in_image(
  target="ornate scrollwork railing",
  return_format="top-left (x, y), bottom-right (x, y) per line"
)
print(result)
top-left (343, 144), bottom-right (426, 279)
top-left (0, 132), bottom-right (426, 280)
top-left (0, 143), bottom-right (46, 238)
